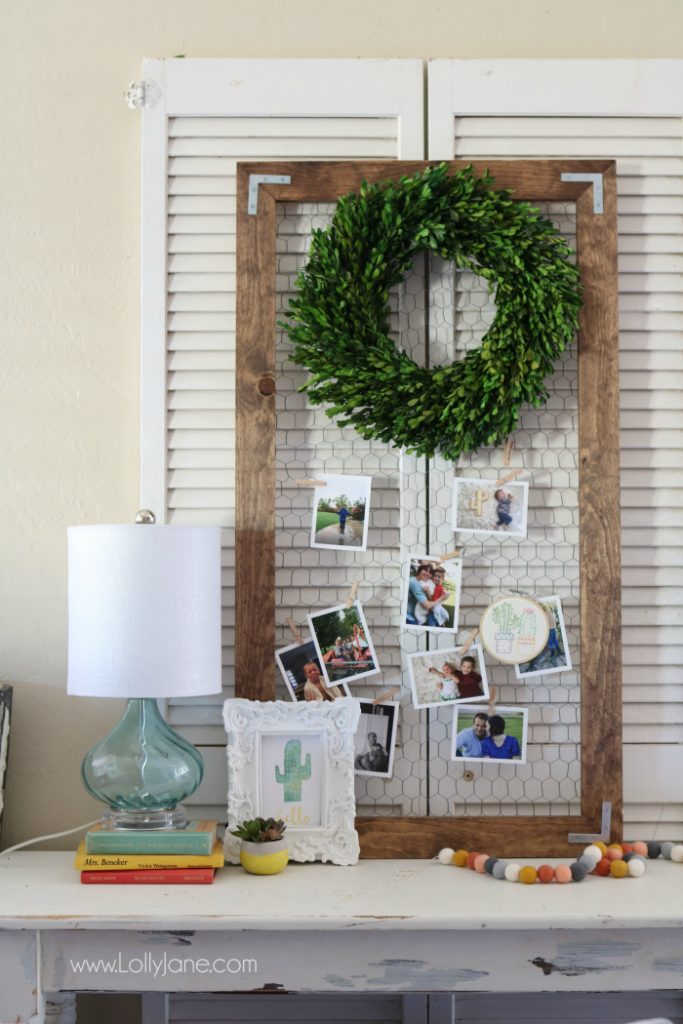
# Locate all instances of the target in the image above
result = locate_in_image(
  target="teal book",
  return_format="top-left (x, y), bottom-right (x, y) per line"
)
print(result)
top-left (84, 820), bottom-right (218, 856)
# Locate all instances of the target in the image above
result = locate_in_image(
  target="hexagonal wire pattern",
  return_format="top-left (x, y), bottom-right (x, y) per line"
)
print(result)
top-left (274, 201), bottom-right (580, 819)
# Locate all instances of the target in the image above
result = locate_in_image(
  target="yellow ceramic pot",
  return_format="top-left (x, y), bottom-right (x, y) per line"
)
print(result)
top-left (239, 839), bottom-right (289, 875)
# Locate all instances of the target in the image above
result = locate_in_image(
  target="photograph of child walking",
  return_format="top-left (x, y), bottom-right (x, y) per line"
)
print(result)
top-left (310, 473), bottom-right (372, 551)
top-left (402, 553), bottom-right (462, 634)
top-left (452, 477), bottom-right (528, 539)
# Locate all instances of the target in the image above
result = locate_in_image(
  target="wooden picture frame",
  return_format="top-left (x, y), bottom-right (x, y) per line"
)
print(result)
top-left (235, 160), bottom-right (621, 857)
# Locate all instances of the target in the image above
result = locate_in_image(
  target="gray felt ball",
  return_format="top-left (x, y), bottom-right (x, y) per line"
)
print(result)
top-left (492, 861), bottom-right (507, 880)
top-left (622, 852), bottom-right (636, 862)
top-left (484, 857), bottom-right (498, 875)
top-left (661, 842), bottom-right (674, 860)
top-left (570, 862), bottom-right (588, 881)
top-left (647, 841), bottom-right (661, 860)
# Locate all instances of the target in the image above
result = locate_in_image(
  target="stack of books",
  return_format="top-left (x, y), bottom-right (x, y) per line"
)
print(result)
top-left (76, 820), bottom-right (223, 884)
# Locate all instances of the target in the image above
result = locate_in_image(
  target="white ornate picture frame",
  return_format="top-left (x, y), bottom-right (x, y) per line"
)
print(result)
top-left (223, 697), bottom-right (360, 865)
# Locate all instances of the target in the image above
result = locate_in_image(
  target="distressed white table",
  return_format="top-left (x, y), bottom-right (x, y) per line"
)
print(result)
top-left (1, 852), bottom-right (682, 1024)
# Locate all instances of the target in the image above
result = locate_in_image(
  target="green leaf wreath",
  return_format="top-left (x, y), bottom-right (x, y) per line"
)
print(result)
top-left (284, 164), bottom-right (582, 460)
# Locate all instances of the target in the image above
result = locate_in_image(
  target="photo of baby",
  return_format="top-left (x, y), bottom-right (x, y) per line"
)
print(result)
top-left (406, 644), bottom-right (489, 710)
top-left (402, 554), bottom-right (462, 634)
top-left (452, 477), bottom-right (529, 539)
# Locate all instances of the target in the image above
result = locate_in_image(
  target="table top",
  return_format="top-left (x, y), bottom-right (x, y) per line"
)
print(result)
top-left (1, 852), bottom-right (682, 932)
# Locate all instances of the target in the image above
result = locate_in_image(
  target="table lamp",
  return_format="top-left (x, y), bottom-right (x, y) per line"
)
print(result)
top-left (67, 512), bottom-right (222, 830)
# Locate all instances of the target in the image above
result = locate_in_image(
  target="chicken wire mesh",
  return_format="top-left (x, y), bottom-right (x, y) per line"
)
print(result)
top-left (274, 200), bottom-right (580, 819)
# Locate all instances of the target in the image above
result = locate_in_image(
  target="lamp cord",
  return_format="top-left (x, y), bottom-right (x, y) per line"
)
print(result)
top-left (0, 820), bottom-right (99, 856)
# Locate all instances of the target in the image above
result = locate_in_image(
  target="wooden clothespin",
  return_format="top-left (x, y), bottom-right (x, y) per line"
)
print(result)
top-left (495, 467), bottom-right (524, 487)
top-left (460, 627), bottom-right (479, 655)
top-left (372, 687), bottom-right (400, 706)
top-left (488, 685), bottom-right (498, 717)
top-left (287, 618), bottom-right (305, 645)
top-left (345, 579), bottom-right (360, 609)
top-left (502, 435), bottom-right (514, 466)
top-left (441, 547), bottom-right (463, 561)
top-left (295, 478), bottom-right (327, 487)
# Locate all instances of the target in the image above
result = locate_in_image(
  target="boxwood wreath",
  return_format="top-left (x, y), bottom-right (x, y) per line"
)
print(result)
top-left (284, 164), bottom-right (582, 460)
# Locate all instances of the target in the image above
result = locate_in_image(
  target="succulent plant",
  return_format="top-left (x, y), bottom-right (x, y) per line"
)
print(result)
top-left (230, 817), bottom-right (286, 844)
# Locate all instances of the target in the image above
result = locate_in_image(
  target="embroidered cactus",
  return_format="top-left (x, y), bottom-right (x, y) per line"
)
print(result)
top-left (274, 739), bottom-right (312, 803)
top-left (468, 487), bottom-right (490, 518)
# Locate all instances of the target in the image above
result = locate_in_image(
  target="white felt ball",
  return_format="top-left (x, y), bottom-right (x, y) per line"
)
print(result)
top-left (671, 845), bottom-right (683, 863)
top-left (438, 847), bottom-right (456, 865)
top-left (628, 858), bottom-right (646, 877)
top-left (505, 863), bottom-right (521, 882)
top-left (583, 844), bottom-right (602, 865)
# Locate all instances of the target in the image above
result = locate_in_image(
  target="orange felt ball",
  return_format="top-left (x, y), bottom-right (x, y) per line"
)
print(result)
top-left (467, 851), bottom-right (481, 870)
top-left (595, 858), bottom-right (611, 876)
top-left (632, 841), bottom-right (648, 857)
top-left (453, 849), bottom-right (469, 868)
top-left (554, 864), bottom-right (572, 883)
top-left (474, 854), bottom-right (489, 874)
top-left (606, 847), bottom-right (623, 861)
top-left (621, 842), bottom-right (633, 854)
top-left (610, 859), bottom-right (629, 878)
top-left (538, 864), bottom-right (555, 884)
top-left (519, 866), bottom-right (538, 885)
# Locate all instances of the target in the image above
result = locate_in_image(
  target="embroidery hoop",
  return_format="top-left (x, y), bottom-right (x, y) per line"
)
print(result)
top-left (479, 593), bottom-right (549, 665)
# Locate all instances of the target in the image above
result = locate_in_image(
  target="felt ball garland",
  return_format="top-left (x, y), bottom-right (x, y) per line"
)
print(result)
top-left (437, 840), bottom-right (683, 884)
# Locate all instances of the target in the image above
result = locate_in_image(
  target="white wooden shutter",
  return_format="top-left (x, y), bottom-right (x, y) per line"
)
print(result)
top-left (140, 59), bottom-right (424, 813)
top-left (428, 59), bottom-right (683, 838)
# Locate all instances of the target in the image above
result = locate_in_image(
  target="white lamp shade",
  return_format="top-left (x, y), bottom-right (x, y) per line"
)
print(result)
top-left (68, 525), bottom-right (222, 698)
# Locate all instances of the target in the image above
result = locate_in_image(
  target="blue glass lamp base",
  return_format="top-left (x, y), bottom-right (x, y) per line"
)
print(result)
top-left (81, 698), bottom-right (205, 831)
top-left (100, 807), bottom-right (189, 831)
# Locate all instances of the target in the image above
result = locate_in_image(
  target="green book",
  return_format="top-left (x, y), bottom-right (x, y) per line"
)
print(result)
top-left (85, 820), bottom-right (218, 856)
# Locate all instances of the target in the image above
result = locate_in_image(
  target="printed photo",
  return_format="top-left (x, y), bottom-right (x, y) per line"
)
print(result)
top-left (406, 644), bottom-right (489, 710)
top-left (452, 476), bottom-right (528, 539)
top-left (451, 705), bottom-right (528, 764)
top-left (310, 474), bottom-right (372, 551)
top-left (402, 554), bottom-right (462, 634)
top-left (515, 595), bottom-right (572, 678)
top-left (354, 700), bottom-right (399, 778)
top-left (307, 600), bottom-right (380, 686)
top-left (276, 639), bottom-right (351, 702)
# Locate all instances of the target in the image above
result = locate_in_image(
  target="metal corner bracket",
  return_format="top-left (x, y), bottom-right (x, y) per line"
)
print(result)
top-left (568, 800), bottom-right (612, 844)
top-left (248, 174), bottom-right (292, 215)
top-left (560, 172), bottom-right (604, 215)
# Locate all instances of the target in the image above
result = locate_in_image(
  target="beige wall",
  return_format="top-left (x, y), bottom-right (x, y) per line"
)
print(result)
top-left (0, 0), bottom-right (682, 849)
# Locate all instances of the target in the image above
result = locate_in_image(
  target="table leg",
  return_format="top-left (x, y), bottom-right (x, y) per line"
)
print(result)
top-left (0, 930), bottom-right (39, 1024)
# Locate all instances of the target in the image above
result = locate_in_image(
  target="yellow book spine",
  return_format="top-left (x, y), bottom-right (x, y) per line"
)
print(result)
top-left (75, 840), bottom-right (224, 871)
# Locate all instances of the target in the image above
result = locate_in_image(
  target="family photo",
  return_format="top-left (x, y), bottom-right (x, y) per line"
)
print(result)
top-left (307, 601), bottom-right (380, 686)
top-left (515, 595), bottom-right (573, 678)
top-left (452, 476), bottom-right (529, 539)
top-left (310, 473), bottom-right (372, 550)
top-left (354, 700), bottom-right (398, 778)
top-left (451, 705), bottom-right (528, 763)
top-left (276, 639), bottom-right (351, 702)
top-left (403, 554), bottom-right (462, 634)
top-left (407, 644), bottom-right (489, 710)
